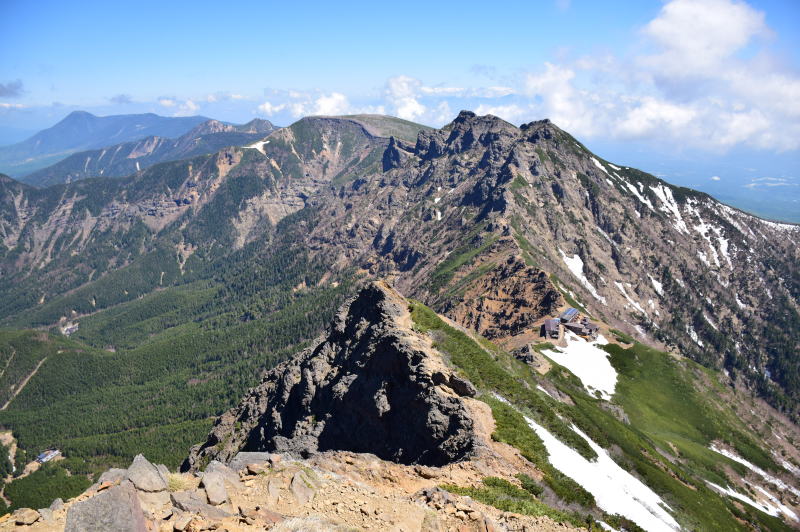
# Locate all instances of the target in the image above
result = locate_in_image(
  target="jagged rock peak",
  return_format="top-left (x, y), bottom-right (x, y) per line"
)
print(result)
top-left (414, 110), bottom-right (518, 160)
top-left (183, 281), bottom-right (479, 471)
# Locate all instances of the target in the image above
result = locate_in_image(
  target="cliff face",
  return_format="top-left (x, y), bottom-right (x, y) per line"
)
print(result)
top-left (184, 281), bottom-right (480, 470)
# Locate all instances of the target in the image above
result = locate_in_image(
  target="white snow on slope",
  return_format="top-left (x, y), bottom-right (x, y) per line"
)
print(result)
top-left (559, 249), bottom-right (606, 304)
top-left (243, 138), bottom-right (270, 154)
top-left (608, 162), bottom-right (621, 171)
top-left (591, 157), bottom-right (610, 176)
top-left (649, 184), bottom-right (689, 234)
top-left (707, 482), bottom-right (797, 521)
top-left (135, 161), bottom-right (140, 172)
top-left (735, 294), bottom-right (747, 309)
top-left (623, 181), bottom-right (655, 211)
top-left (615, 282), bottom-right (646, 315)
top-left (434, 197), bottom-right (441, 204)
top-left (536, 385), bottom-right (553, 399)
top-left (703, 313), bottom-right (718, 331)
top-left (710, 444), bottom-right (800, 498)
top-left (649, 275), bottom-right (664, 296)
top-left (435, 209), bottom-right (442, 221)
top-left (687, 325), bottom-right (704, 347)
top-left (524, 416), bottom-right (680, 532)
top-left (541, 332), bottom-right (617, 400)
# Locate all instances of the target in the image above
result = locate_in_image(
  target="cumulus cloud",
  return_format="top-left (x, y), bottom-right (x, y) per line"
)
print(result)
top-left (109, 94), bottom-right (132, 104)
top-left (0, 80), bottom-right (23, 98)
top-left (641, 0), bottom-right (768, 77)
top-left (385, 76), bottom-right (427, 121)
top-left (158, 98), bottom-right (176, 107)
top-left (257, 101), bottom-right (286, 116)
top-left (312, 92), bottom-right (349, 115)
top-left (475, 0), bottom-right (800, 151)
top-left (711, 176), bottom-right (721, 181)
top-left (0, 103), bottom-right (25, 109)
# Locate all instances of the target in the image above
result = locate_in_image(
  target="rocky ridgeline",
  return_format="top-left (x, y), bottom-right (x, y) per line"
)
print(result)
top-left (184, 281), bottom-right (481, 470)
top-left (1, 450), bottom-right (577, 532)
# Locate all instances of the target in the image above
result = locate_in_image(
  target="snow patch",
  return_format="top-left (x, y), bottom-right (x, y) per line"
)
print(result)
top-left (608, 163), bottom-right (621, 171)
top-left (135, 161), bottom-right (140, 172)
top-left (687, 325), bottom-right (704, 347)
top-left (243, 138), bottom-right (270, 154)
top-left (591, 157), bottom-right (610, 176)
top-left (524, 417), bottom-right (680, 532)
top-left (541, 333), bottom-right (616, 400)
top-left (536, 385), bottom-right (553, 399)
top-left (703, 313), bottom-right (718, 331)
top-left (434, 197), bottom-right (441, 204)
top-left (710, 444), bottom-right (800, 498)
top-left (735, 294), bottom-right (746, 309)
top-left (625, 182), bottom-right (655, 211)
top-left (559, 249), bottom-right (607, 304)
top-left (435, 209), bottom-right (442, 221)
top-left (615, 282), bottom-right (647, 315)
top-left (707, 482), bottom-right (797, 521)
top-left (649, 275), bottom-right (664, 296)
top-left (650, 184), bottom-right (689, 234)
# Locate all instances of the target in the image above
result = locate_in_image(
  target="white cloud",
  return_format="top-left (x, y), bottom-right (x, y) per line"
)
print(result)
top-left (641, 0), bottom-right (768, 76)
top-left (257, 101), bottom-right (286, 116)
top-left (312, 92), bottom-right (349, 115)
top-left (385, 76), bottom-right (427, 121)
top-left (615, 97), bottom-right (697, 139)
top-left (0, 103), bottom-right (25, 109)
top-left (158, 98), bottom-right (176, 107)
top-left (473, 103), bottom-right (527, 123)
top-left (744, 177), bottom-right (797, 188)
top-left (711, 175), bottom-right (721, 181)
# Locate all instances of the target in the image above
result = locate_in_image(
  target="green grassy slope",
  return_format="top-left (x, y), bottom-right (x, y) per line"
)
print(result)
top-left (408, 300), bottom-right (794, 532)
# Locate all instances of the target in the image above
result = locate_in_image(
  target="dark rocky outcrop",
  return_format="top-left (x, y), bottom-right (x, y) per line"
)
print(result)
top-left (183, 281), bottom-right (479, 471)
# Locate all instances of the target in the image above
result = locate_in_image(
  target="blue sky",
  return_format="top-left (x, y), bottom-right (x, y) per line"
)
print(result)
top-left (1, 0), bottom-right (799, 219)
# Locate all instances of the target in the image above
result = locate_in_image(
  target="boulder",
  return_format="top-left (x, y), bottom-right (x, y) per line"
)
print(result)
top-left (49, 498), bottom-right (64, 511)
top-left (156, 463), bottom-right (170, 484)
top-left (200, 471), bottom-right (228, 506)
top-left (204, 460), bottom-right (240, 486)
top-left (290, 471), bottom-right (315, 505)
top-left (170, 490), bottom-right (232, 520)
top-left (37, 508), bottom-right (54, 522)
top-left (13, 508), bottom-right (40, 525)
top-left (98, 467), bottom-right (128, 485)
top-left (137, 490), bottom-right (171, 517)
top-left (227, 452), bottom-right (273, 472)
top-left (65, 484), bottom-right (147, 532)
top-left (127, 454), bottom-right (167, 492)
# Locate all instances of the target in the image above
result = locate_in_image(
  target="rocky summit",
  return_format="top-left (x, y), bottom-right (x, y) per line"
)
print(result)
top-left (184, 281), bottom-right (480, 470)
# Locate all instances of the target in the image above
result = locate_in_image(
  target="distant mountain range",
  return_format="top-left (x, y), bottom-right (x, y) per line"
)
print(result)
top-left (0, 111), bottom-right (210, 177)
top-left (21, 118), bottom-right (277, 187)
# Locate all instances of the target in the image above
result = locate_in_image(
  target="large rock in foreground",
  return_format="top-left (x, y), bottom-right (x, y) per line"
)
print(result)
top-left (183, 281), bottom-right (479, 470)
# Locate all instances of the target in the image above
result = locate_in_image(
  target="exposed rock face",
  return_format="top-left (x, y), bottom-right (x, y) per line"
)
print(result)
top-left (64, 484), bottom-right (147, 532)
top-left (444, 254), bottom-right (564, 339)
top-left (184, 281), bottom-right (479, 470)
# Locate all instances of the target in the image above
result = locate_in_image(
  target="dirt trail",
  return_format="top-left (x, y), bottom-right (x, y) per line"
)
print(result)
top-left (0, 348), bottom-right (15, 380)
top-left (1, 357), bottom-right (47, 411)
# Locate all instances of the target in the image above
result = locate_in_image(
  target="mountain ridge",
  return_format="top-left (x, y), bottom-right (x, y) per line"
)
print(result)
top-left (0, 111), bottom-right (210, 177)
top-left (21, 118), bottom-right (277, 187)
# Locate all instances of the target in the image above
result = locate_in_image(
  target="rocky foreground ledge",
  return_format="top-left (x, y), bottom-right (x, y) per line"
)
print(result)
top-left (1, 450), bottom-right (579, 531)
